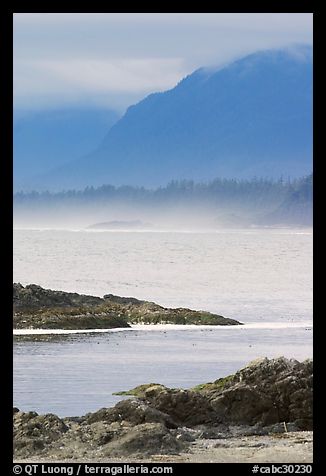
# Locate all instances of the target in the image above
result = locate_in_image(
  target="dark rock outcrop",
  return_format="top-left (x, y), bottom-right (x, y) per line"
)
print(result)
top-left (138, 385), bottom-right (218, 427)
top-left (13, 357), bottom-right (313, 460)
top-left (13, 283), bottom-right (103, 310)
top-left (13, 408), bottom-right (184, 459)
top-left (119, 357), bottom-right (313, 430)
top-left (97, 423), bottom-right (185, 457)
top-left (13, 411), bottom-right (68, 458)
top-left (13, 283), bottom-right (241, 329)
top-left (83, 399), bottom-right (178, 429)
top-left (207, 357), bottom-right (313, 429)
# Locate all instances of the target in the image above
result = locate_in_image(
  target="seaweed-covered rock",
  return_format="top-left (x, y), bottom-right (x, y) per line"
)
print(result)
top-left (13, 283), bottom-right (241, 329)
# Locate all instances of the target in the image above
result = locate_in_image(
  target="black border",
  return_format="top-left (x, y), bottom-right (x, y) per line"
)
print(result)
top-left (2, 6), bottom-right (14, 473)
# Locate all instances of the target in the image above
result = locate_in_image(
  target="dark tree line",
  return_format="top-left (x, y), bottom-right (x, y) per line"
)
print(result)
top-left (14, 174), bottom-right (312, 209)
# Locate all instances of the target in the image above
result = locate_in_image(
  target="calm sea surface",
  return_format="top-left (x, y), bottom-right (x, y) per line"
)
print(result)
top-left (13, 228), bottom-right (313, 323)
top-left (13, 228), bottom-right (313, 416)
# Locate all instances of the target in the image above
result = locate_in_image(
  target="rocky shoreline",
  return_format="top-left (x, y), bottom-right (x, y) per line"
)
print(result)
top-left (14, 357), bottom-right (313, 462)
top-left (13, 283), bottom-right (241, 329)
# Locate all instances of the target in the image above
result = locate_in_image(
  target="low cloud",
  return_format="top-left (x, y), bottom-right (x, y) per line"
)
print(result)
top-left (14, 57), bottom-right (188, 111)
top-left (20, 58), bottom-right (186, 92)
top-left (14, 13), bottom-right (313, 112)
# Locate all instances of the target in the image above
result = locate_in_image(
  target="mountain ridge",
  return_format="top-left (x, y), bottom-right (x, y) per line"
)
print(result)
top-left (19, 45), bottom-right (312, 191)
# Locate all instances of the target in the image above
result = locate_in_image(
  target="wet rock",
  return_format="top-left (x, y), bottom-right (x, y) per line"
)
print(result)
top-left (13, 283), bottom-right (241, 329)
top-left (91, 422), bottom-right (123, 446)
top-left (130, 357), bottom-right (313, 430)
top-left (211, 386), bottom-right (278, 426)
top-left (194, 424), bottom-right (231, 439)
top-left (208, 357), bottom-right (313, 429)
top-left (142, 386), bottom-right (218, 426)
top-left (171, 427), bottom-right (202, 442)
top-left (103, 294), bottom-right (147, 306)
top-left (13, 283), bottom-right (103, 310)
top-left (84, 399), bottom-right (178, 429)
top-left (99, 423), bottom-right (186, 457)
top-left (14, 411), bottom-right (68, 458)
top-left (113, 383), bottom-right (165, 397)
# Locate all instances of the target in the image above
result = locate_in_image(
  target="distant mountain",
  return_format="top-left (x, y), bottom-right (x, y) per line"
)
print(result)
top-left (14, 107), bottom-right (120, 191)
top-left (21, 45), bottom-right (312, 191)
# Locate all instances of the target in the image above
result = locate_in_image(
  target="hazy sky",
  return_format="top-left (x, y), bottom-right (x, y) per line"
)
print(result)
top-left (14, 13), bottom-right (313, 113)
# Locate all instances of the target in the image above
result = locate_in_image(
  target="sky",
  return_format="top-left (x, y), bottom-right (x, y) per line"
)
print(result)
top-left (13, 13), bottom-right (313, 114)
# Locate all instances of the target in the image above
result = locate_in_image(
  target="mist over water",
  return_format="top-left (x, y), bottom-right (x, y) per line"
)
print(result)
top-left (13, 173), bottom-right (313, 231)
top-left (14, 202), bottom-right (236, 230)
top-left (13, 228), bottom-right (312, 324)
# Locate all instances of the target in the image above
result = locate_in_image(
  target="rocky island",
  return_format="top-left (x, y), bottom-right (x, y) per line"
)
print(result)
top-left (13, 283), bottom-right (241, 329)
top-left (14, 357), bottom-right (313, 462)
top-left (87, 220), bottom-right (153, 230)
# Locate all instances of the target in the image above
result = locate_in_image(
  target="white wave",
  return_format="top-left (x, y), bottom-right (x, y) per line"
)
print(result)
top-left (13, 327), bottom-right (133, 335)
top-left (131, 322), bottom-right (313, 330)
top-left (13, 322), bottom-right (313, 336)
top-left (13, 227), bottom-right (83, 232)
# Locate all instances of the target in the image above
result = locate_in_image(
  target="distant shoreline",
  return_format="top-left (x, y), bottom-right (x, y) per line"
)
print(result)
top-left (13, 226), bottom-right (313, 233)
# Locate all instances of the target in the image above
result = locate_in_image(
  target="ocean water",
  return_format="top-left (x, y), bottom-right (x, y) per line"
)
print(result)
top-left (13, 228), bottom-right (313, 416)
top-left (13, 324), bottom-right (312, 417)
top-left (13, 228), bottom-right (313, 323)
